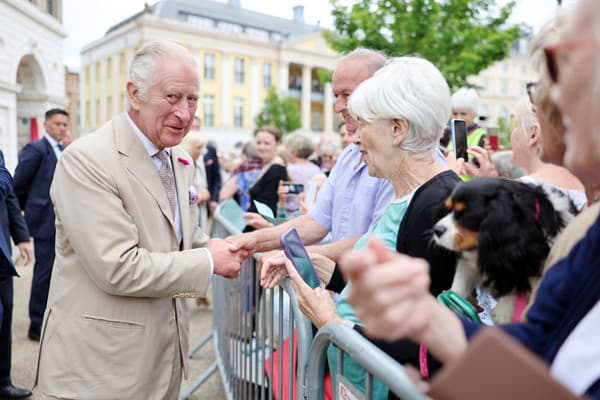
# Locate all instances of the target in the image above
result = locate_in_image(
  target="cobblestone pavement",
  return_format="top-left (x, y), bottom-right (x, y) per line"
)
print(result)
top-left (10, 263), bottom-right (225, 399)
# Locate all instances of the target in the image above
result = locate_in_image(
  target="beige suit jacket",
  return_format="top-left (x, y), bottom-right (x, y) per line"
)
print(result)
top-left (36, 114), bottom-right (212, 399)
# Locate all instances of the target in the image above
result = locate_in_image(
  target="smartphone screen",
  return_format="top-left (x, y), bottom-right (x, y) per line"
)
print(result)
top-left (451, 119), bottom-right (468, 161)
top-left (280, 228), bottom-right (321, 289)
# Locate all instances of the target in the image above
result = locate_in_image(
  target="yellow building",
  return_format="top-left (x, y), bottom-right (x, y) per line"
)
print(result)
top-left (79, 0), bottom-right (338, 145)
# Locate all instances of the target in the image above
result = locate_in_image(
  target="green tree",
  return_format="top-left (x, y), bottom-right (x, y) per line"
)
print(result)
top-left (324, 0), bottom-right (522, 89)
top-left (254, 88), bottom-right (301, 135)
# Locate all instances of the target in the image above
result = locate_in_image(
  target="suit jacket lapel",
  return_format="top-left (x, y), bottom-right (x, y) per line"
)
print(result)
top-left (172, 148), bottom-right (192, 249)
top-left (113, 114), bottom-right (176, 232)
top-left (42, 136), bottom-right (58, 163)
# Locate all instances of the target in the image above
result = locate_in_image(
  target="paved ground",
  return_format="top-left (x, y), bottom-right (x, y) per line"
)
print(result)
top-left (10, 263), bottom-right (226, 400)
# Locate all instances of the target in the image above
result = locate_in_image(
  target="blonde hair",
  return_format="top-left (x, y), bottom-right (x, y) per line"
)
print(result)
top-left (180, 131), bottom-right (206, 156)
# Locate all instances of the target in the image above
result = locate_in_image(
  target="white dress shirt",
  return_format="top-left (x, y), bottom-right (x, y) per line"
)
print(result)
top-left (44, 133), bottom-right (63, 159)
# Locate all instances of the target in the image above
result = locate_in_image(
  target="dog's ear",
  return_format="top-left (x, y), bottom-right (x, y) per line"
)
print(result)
top-left (478, 189), bottom-right (549, 297)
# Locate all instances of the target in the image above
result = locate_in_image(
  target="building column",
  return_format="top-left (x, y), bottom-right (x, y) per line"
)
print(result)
top-left (78, 60), bottom-right (86, 133)
top-left (112, 53), bottom-right (119, 116)
top-left (323, 82), bottom-right (333, 132)
top-left (220, 55), bottom-right (231, 129)
top-left (301, 65), bottom-right (311, 131)
top-left (90, 60), bottom-right (96, 130)
top-left (99, 60), bottom-right (106, 126)
top-left (250, 58), bottom-right (260, 123)
top-left (278, 61), bottom-right (289, 95)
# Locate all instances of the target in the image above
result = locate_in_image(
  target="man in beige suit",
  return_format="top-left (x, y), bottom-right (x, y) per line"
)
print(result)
top-left (36, 41), bottom-right (254, 399)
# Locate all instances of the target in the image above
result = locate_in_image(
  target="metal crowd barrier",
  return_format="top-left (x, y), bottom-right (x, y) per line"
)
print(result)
top-left (306, 323), bottom-right (429, 400)
top-left (182, 207), bottom-right (314, 400)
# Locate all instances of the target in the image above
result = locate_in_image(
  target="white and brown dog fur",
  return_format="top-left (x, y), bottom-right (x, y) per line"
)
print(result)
top-left (433, 178), bottom-right (578, 324)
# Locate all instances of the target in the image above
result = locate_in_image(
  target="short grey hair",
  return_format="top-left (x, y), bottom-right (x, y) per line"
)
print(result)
top-left (337, 48), bottom-right (387, 74)
top-left (349, 56), bottom-right (451, 154)
top-left (128, 41), bottom-right (197, 103)
top-left (451, 88), bottom-right (479, 115)
top-left (284, 131), bottom-right (316, 159)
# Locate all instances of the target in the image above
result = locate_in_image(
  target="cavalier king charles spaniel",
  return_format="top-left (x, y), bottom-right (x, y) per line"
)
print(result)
top-left (433, 178), bottom-right (578, 324)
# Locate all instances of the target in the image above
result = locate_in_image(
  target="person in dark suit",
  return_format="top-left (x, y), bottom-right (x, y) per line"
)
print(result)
top-left (0, 152), bottom-right (33, 399)
top-left (12, 108), bottom-right (68, 341)
top-left (204, 143), bottom-right (221, 215)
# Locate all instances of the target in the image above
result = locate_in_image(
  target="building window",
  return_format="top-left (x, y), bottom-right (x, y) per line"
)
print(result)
top-left (187, 14), bottom-right (215, 29)
top-left (246, 27), bottom-right (270, 40)
top-left (203, 95), bottom-right (215, 127)
top-left (234, 97), bottom-right (244, 128)
top-left (106, 57), bottom-right (112, 78)
top-left (107, 96), bottom-right (112, 117)
top-left (234, 58), bottom-right (244, 84)
top-left (119, 52), bottom-right (127, 75)
top-left (501, 80), bottom-right (508, 95)
top-left (47, 0), bottom-right (53, 15)
top-left (204, 53), bottom-right (215, 80)
top-left (218, 21), bottom-right (243, 34)
top-left (263, 63), bottom-right (272, 88)
top-left (95, 62), bottom-right (101, 82)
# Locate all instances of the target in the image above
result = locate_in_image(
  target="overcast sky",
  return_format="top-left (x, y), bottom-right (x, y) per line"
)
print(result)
top-left (63, 0), bottom-right (576, 71)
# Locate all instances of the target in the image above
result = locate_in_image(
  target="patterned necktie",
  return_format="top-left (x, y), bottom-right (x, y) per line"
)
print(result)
top-left (156, 150), bottom-right (177, 217)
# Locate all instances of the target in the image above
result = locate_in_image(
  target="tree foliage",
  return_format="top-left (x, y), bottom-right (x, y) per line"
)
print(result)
top-left (323, 0), bottom-right (522, 89)
top-left (254, 88), bottom-right (301, 135)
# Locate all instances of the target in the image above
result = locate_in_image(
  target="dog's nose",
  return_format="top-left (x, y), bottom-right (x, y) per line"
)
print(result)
top-left (433, 225), bottom-right (447, 237)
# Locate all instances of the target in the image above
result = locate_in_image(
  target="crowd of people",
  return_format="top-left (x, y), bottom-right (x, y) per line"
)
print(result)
top-left (0, 0), bottom-right (598, 399)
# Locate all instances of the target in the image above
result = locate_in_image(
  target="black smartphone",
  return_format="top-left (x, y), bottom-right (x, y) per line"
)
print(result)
top-left (451, 119), bottom-right (468, 161)
top-left (282, 181), bottom-right (304, 195)
top-left (279, 228), bottom-right (321, 289)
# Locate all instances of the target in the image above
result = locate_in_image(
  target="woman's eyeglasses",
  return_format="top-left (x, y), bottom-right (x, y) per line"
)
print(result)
top-left (544, 39), bottom-right (596, 83)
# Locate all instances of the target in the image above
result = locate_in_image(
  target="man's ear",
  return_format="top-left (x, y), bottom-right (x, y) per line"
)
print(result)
top-left (391, 118), bottom-right (409, 143)
top-left (126, 82), bottom-right (141, 111)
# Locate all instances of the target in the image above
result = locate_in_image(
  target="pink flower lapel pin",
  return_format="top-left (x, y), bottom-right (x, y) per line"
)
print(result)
top-left (177, 157), bottom-right (190, 166)
top-left (188, 186), bottom-right (198, 205)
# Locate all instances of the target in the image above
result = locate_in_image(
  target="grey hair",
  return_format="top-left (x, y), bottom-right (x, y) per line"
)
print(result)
top-left (491, 151), bottom-right (525, 179)
top-left (513, 97), bottom-right (539, 137)
top-left (349, 56), bottom-right (451, 154)
top-left (284, 131), bottom-right (316, 159)
top-left (128, 41), bottom-right (197, 105)
top-left (451, 88), bottom-right (479, 115)
top-left (337, 47), bottom-right (387, 74)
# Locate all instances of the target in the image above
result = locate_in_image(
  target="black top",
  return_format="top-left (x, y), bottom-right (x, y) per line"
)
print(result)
top-left (354, 170), bottom-right (461, 387)
top-left (244, 164), bottom-right (288, 233)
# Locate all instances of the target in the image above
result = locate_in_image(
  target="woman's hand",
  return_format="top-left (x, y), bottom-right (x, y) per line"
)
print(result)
top-left (260, 251), bottom-right (341, 328)
top-left (446, 151), bottom-right (466, 176)
top-left (464, 146), bottom-right (498, 178)
top-left (243, 212), bottom-right (274, 230)
top-left (282, 256), bottom-right (341, 328)
top-left (260, 251), bottom-right (289, 289)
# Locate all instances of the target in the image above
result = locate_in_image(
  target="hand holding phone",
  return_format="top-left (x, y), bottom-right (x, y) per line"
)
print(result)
top-left (451, 119), bottom-right (468, 161)
top-left (280, 228), bottom-right (321, 289)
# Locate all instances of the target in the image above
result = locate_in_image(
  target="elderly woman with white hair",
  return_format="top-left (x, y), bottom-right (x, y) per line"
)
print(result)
top-left (511, 98), bottom-right (586, 209)
top-left (261, 57), bottom-right (461, 399)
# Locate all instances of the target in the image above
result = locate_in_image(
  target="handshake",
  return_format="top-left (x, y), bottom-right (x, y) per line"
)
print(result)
top-left (207, 236), bottom-right (256, 278)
